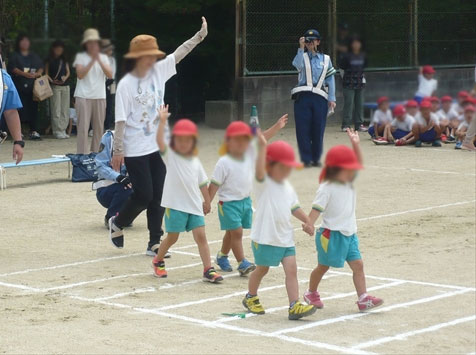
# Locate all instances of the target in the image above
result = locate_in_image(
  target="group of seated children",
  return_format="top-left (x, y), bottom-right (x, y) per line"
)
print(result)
top-left (369, 91), bottom-right (475, 149)
top-left (151, 105), bottom-right (382, 320)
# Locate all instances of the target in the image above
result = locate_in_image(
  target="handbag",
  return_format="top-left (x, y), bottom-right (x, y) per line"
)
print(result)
top-left (33, 75), bottom-right (53, 101)
top-left (66, 153), bottom-right (98, 182)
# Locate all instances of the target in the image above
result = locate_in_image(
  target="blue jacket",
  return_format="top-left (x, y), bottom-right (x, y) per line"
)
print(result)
top-left (95, 131), bottom-right (127, 181)
top-left (0, 69), bottom-right (23, 118)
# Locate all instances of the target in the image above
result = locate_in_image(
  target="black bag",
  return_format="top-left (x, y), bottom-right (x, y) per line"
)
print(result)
top-left (66, 153), bottom-right (98, 182)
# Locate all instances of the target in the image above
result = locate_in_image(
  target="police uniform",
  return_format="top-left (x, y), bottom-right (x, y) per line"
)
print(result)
top-left (0, 69), bottom-right (23, 118)
top-left (292, 29), bottom-right (336, 165)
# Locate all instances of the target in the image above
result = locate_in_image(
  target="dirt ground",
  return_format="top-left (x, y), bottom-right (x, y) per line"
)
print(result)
top-left (0, 125), bottom-right (475, 354)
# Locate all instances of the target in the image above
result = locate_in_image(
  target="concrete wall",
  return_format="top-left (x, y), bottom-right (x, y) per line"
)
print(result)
top-left (234, 67), bottom-right (475, 128)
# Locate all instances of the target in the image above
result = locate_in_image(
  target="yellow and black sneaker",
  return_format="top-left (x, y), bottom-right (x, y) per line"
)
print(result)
top-left (288, 301), bottom-right (316, 320)
top-left (242, 294), bottom-right (265, 315)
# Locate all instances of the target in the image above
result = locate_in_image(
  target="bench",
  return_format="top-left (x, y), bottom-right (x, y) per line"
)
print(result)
top-left (0, 156), bottom-right (71, 190)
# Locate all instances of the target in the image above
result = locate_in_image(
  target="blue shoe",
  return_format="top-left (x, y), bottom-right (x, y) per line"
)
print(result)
top-left (237, 259), bottom-right (256, 276)
top-left (432, 139), bottom-right (442, 147)
top-left (415, 140), bottom-right (422, 148)
top-left (455, 141), bottom-right (462, 149)
top-left (216, 253), bottom-right (233, 272)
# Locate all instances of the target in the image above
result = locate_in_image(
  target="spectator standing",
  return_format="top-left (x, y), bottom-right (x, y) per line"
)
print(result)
top-left (101, 39), bottom-right (116, 130)
top-left (7, 34), bottom-right (44, 140)
top-left (339, 36), bottom-right (367, 132)
top-left (335, 23), bottom-right (349, 66)
top-left (45, 40), bottom-right (70, 139)
top-left (73, 28), bottom-right (112, 154)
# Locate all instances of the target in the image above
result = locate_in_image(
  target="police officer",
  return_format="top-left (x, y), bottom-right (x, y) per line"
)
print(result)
top-left (0, 65), bottom-right (24, 164)
top-left (292, 29), bottom-right (336, 167)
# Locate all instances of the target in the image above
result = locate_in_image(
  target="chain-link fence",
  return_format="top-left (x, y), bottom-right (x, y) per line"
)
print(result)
top-left (241, 0), bottom-right (476, 75)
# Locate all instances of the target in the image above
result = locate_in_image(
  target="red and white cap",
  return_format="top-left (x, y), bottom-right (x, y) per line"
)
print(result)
top-left (172, 119), bottom-right (198, 136)
top-left (320, 145), bottom-right (363, 182)
top-left (422, 65), bottom-right (435, 74)
top-left (440, 95), bottom-right (452, 102)
top-left (464, 104), bottom-right (475, 113)
top-left (225, 121), bottom-right (252, 138)
top-left (430, 96), bottom-right (440, 103)
top-left (405, 99), bottom-right (419, 108)
top-left (393, 104), bottom-right (406, 117)
top-left (458, 90), bottom-right (469, 99)
top-left (420, 100), bottom-right (432, 109)
top-left (266, 141), bottom-right (302, 168)
top-left (377, 96), bottom-right (389, 105)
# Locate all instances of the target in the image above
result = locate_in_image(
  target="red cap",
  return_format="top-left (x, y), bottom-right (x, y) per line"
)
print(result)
top-left (405, 99), bottom-right (418, 108)
top-left (430, 96), bottom-right (440, 103)
top-left (225, 121), bottom-right (252, 138)
top-left (422, 65), bottom-right (435, 75)
top-left (377, 96), bottom-right (389, 105)
top-left (320, 145), bottom-right (363, 182)
top-left (458, 90), bottom-right (469, 98)
top-left (393, 104), bottom-right (406, 117)
top-left (463, 97), bottom-right (476, 105)
top-left (420, 100), bottom-right (432, 109)
top-left (172, 119), bottom-right (198, 136)
top-left (266, 141), bottom-right (302, 168)
top-left (464, 105), bottom-right (475, 113)
top-left (441, 95), bottom-right (452, 102)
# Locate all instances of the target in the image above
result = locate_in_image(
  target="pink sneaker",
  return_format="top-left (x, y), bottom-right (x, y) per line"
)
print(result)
top-left (303, 290), bottom-right (324, 309)
top-left (357, 295), bottom-right (383, 312)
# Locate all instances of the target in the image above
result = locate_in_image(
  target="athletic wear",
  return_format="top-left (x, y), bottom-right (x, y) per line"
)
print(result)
top-left (357, 295), bottom-right (383, 312)
top-left (304, 290), bottom-right (324, 309)
top-left (315, 228), bottom-right (361, 268)
top-left (415, 74), bottom-right (437, 98)
top-left (288, 301), bottom-right (316, 320)
top-left (217, 197), bottom-right (253, 230)
top-left (391, 115), bottom-right (415, 131)
top-left (252, 242), bottom-right (296, 267)
top-left (164, 208), bottom-right (205, 233)
top-left (243, 295), bottom-right (265, 315)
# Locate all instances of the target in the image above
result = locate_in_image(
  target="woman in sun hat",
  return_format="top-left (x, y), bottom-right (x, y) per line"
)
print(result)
top-left (73, 28), bottom-right (113, 154)
top-left (107, 17), bottom-right (208, 257)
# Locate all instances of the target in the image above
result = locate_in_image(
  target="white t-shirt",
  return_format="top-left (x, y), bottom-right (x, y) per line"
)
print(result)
top-left (415, 112), bottom-right (439, 127)
top-left (73, 52), bottom-right (109, 99)
top-left (391, 114), bottom-right (415, 131)
top-left (211, 144), bottom-right (256, 202)
top-left (115, 55), bottom-right (176, 157)
top-left (250, 177), bottom-right (300, 248)
top-left (371, 109), bottom-right (392, 126)
top-left (160, 148), bottom-right (208, 216)
top-left (312, 182), bottom-right (357, 236)
top-left (437, 108), bottom-right (459, 122)
top-left (415, 74), bottom-right (437, 97)
top-left (458, 120), bottom-right (470, 131)
top-left (452, 103), bottom-right (464, 116)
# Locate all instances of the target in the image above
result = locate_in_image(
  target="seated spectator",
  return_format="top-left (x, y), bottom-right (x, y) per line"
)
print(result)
top-left (414, 66), bottom-right (437, 104)
top-left (412, 100), bottom-right (441, 147)
top-left (380, 104), bottom-right (415, 146)
top-left (368, 96), bottom-right (392, 141)
top-left (405, 99), bottom-right (419, 118)
top-left (455, 105), bottom-right (474, 149)
top-left (453, 91), bottom-right (469, 116)
top-left (437, 95), bottom-right (459, 142)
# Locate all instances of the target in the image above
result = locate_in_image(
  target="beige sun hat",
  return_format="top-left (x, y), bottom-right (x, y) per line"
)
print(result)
top-left (81, 28), bottom-right (101, 44)
top-left (124, 35), bottom-right (165, 59)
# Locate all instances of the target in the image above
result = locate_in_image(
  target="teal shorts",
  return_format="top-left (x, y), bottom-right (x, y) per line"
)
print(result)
top-left (164, 208), bottom-right (205, 233)
top-left (218, 197), bottom-right (253, 230)
top-left (251, 241), bottom-right (296, 267)
top-left (315, 228), bottom-right (361, 268)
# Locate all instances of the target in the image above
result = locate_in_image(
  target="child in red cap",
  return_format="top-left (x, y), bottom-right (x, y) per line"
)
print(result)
top-left (437, 95), bottom-right (459, 142)
top-left (455, 105), bottom-right (475, 149)
top-left (303, 129), bottom-right (383, 312)
top-left (412, 100), bottom-right (442, 147)
top-left (368, 96), bottom-right (392, 141)
top-left (414, 65), bottom-right (437, 104)
top-left (405, 99), bottom-right (419, 118)
top-left (154, 105), bottom-right (223, 283)
top-left (243, 132), bottom-right (316, 320)
top-left (380, 104), bottom-right (416, 146)
top-left (209, 115), bottom-right (288, 276)
top-left (453, 91), bottom-right (469, 116)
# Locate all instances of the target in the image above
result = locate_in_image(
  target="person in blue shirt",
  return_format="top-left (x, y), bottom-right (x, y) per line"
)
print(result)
top-left (1, 69), bottom-right (25, 164)
top-left (292, 29), bottom-right (336, 167)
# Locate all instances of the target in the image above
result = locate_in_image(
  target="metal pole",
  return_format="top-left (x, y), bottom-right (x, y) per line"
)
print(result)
top-left (242, 0), bottom-right (247, 76)
top-left (110, 0), bottom-right (115, 40)
top-left (413, 0), bottom-right (418, 66)
top-left (44, 0), bottom-right (49, 40)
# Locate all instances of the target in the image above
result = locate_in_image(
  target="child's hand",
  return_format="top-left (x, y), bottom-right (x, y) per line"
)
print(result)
top-left (203, 201), bottom-right (211, 215)
top-left (302, 223), bottom-right (315, 236)
top-left (277, 114), bottom-right (289, 129)
top-left (257, 129), bottom-right (267, 147)
top-left (158, 104), bottom-right (170, 123)
top-left (346, 128), bottom-right (360, 145)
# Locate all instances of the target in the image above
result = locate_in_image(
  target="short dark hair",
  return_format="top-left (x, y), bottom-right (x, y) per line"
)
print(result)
top-left (322, 166), bottom-right (343, 182)
top-left (15, 33), bottom-right (29, 52)
top-left (48, 40), bottom-right (66, 61)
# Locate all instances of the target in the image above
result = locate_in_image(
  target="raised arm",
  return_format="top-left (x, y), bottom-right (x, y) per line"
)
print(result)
top-left (292, 37), bottom-right (306, 70)
top-left (156, 104), bottom-right (170, 152)
top-left (346, 128), bottom-right (363, 165)
top-left (263, 114), bottom-right (288, 140)
top-left (173, 17), bottom-right (208, 64)
top-left (255, 129), bottom-right (267, 181)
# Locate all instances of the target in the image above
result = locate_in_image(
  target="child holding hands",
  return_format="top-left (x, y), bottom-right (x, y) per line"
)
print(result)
top-left (242, 131), bottom-right (316, 320)
top-left (303, 129), bottom-right (383, 312)
top-left (153, 105), bottom-right (223, 283)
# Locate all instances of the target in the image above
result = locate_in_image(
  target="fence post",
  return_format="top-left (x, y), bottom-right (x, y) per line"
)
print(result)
top-left (412, 0), bottom-right (418, 67)
top-left (44, 0), bottom-right (49, 40)
top-left (328, 0), bottom-right (337, 64)
top-left (242, 0), bottom-right (247, 76)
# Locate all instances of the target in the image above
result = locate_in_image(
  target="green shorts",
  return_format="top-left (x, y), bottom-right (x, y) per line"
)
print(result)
top-left (164, 208), bottom-right (205, 233)
top-left (218, 197), bottom-right (253, 230)
top-left (315, 228), bottom-right (361, 268)
top-left (251, 241), bottom-right (296, 267)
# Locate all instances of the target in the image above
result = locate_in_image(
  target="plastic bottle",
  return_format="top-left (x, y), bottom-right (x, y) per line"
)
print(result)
top-left (249, 105), bottom-right (260, 135)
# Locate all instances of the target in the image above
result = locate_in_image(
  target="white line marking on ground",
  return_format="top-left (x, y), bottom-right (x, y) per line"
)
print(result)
top-left (352, 315), bottom-right (476, 349)
top-left (93, 287), bottom-right (157, 301)
top-left (366, 165), bottom-right (476, 177)
top-left (272, 288), bottom-right (474, 335)
top-left (0, 280), bottom-right (41, 292)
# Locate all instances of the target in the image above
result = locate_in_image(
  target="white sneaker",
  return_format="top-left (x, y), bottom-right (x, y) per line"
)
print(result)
top-left (88, 130), bottom-right (94, 137)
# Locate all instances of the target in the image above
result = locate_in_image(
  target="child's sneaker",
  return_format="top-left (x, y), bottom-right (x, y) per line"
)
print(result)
top-left (455, 141), bottom-right (463, 149)
top-left (357, 125), bottom-right (368, 132)
top-left (372, 137), bottom-right (388, 145)
top-left (432, 139), bottom-right (442, 147)
top-left (288, 301), bottom-right (316, 320)
top-left (203, 267), bottom-right (223, 283)
top-left (303, 290), bottom-right (324, 309)
top-left (415, 140), bottom-right (422, 147)
top-left (441, 134), bottom-right (447, 142)
top-left (395, 139), bottom-right (407, 146)
top-left (357, 295), bottom-right (383, 312)
top-left (152, 257), bottom-right (167, 278)
top-left (108, 216), bottom-right (124, 248)
top-left (242, 294), bottom-right (265, 315)
top-left (447, 135), bottom-right (456, 142)
top-left (237, 259), bottom-right (256, 276)
top-left (146, 245), bottom-right (171, 258)
top-left (216, 252), bottom-right (233, 272)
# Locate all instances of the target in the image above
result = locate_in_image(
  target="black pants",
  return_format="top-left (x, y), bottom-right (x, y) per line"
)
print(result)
top-left (104, 86), bottom-right (115, 130)
top-left (115, 151), bottom-right (166, 248)
top-left (18, 91), bottom-right (39, 132)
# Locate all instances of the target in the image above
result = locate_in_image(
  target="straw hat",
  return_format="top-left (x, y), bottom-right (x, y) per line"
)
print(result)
top-left (124, 35), bottom-right (165, 59)
top-left (101, 38), bottom-right (114, 52)
top-left (81, 28), bottom-right (101, 44)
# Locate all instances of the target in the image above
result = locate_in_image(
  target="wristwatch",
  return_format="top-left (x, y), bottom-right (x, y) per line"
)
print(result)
top-left (13, 140), bottom-right (25, 148)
